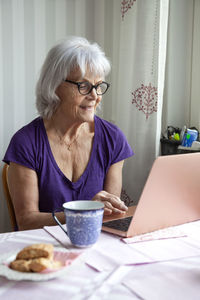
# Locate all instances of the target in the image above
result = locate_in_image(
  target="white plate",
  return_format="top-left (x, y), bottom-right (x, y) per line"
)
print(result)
top-left (0, 248), bottom-right (80, 281)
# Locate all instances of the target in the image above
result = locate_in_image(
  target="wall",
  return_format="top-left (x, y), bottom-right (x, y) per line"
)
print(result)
top-left (190, 0), bottom-right (200, 130)
top-left (162, 0), bottom-right (193, 131)
top-left (162, 0), bottom-right (200, 133)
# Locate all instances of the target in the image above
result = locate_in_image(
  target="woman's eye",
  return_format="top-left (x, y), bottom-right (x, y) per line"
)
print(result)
top-left (80, 82), bottom-right (90, 90)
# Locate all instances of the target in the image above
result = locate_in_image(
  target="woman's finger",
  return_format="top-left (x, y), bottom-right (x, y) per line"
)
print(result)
top-left (103, 207), bottom-right (112, 215)
top-left (92, 190), bottom-right (128, 213)
top-left (103, 200), bottom-right (113, 210)
top-left (112, 207), bottom-right (126, 214)
top-left (107, 196), bottom-right (127, 211)
top-left (102, 199), bottom-right (127, 215)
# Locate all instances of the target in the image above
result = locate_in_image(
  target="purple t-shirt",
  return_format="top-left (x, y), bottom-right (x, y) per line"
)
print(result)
top-left (3, 116), bottom-right (133, 212)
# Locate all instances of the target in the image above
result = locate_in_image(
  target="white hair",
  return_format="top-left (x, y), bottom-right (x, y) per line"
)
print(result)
top-left (36, 36), bottom-right (111, 119)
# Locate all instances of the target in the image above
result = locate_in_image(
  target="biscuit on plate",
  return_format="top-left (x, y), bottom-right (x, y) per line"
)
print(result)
top-left (16, 243), bottom-right (54, 260)
top-left (9, 244), bottom-right (63, 273)
top-left (10, 259), bottom-right (31, 272)
top-left (29, 257), bottom-right (53, 272)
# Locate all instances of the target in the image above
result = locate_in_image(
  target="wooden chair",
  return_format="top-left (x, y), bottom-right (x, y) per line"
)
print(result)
top-left (2, 164), bottom-right (17, 230)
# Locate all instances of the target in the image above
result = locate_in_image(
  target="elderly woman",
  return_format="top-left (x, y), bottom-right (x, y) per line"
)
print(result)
top-left (3, 36), bottom-right (133, 230)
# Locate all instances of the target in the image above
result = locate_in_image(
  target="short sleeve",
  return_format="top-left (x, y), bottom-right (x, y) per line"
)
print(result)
top-left (3, 128), bottom-right (37, 171)
top-left (95, 116), bottom-right (134, 167)
top-left (111, 126), bottom-right (134, 164)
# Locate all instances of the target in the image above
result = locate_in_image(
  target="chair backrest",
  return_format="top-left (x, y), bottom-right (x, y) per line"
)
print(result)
top-left (2, 164), bottom-right (17, 230)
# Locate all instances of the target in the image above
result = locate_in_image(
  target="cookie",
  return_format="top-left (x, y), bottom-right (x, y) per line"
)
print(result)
top-left (16, 244), bottom-right (54, 260)
top-left (29, 257), bottom-right (53, 272)
top-left (9, 243), bottom-right (63, 273)
top-left (10, 259), bottom-right (31, 272)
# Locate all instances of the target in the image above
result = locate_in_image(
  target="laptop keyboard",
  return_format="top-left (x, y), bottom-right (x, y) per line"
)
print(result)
top-left (103, 216), bottom-right (133, 232)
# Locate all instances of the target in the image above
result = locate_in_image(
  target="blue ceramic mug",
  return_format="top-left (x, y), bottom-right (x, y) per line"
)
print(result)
top-left (53, 200), bottom-right (104, 247)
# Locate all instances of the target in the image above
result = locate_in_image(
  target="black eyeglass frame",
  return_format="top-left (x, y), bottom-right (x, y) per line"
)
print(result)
top-left (64, 79), bottom-right (110, 95)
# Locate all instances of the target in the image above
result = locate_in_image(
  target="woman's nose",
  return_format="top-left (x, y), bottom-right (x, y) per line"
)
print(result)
top-left (88, 87), bottom-right (98, 99)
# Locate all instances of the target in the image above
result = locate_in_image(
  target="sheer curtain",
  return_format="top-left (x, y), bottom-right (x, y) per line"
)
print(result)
top-left (102, 0), bottom-right (169, 204)
top-left (1, 0), bottom-right (197, 233)
top-left (0, 0), bottom-right (101, 232)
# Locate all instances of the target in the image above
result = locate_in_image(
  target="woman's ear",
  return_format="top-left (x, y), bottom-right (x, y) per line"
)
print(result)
top-left (95, 96), bottom-right (102, 110)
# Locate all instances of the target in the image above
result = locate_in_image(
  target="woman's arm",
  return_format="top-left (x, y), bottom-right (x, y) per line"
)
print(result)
top-left (7, 162), bottom-right (65, 230)
top-left (92, 160), bottom-right (128, 215)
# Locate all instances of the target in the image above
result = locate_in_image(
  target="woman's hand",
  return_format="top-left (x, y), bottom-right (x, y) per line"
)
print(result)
top-left (92, 190), bottom-right (128, 215)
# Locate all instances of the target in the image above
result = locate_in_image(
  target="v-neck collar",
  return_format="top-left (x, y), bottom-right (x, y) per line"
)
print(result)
top-left (40, 117), bottom-right (97, 188)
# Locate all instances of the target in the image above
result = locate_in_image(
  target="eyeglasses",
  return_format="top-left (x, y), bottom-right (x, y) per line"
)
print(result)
top-left (64, 79), bottom-right (110, 95)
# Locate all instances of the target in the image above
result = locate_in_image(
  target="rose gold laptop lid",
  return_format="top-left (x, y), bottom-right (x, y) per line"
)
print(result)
top-left (127, 152), bottom-right (200, 237)
top-left (102, 153), bottom-right (200, 237)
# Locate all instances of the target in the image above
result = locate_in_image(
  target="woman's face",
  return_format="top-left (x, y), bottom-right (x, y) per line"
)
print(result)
top-left (56, 68), bottom-right (103, 123)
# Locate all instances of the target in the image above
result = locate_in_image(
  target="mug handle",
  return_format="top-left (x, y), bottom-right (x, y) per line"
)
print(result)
top-left (52, 210), bottom-right (68, 236)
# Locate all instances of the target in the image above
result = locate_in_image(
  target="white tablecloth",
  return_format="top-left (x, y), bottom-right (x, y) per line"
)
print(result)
top-left (0, 220), bottom-right (200, 300)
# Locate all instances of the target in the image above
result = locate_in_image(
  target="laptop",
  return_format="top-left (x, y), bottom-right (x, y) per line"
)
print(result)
top-left (102, 153), bottom-right (200, 237)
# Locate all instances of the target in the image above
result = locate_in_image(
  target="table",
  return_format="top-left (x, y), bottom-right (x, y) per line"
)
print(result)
top-left (0, 220), bottom-right (200, 300)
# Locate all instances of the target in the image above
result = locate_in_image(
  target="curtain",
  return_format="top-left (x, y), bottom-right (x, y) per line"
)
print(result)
top-left (0, 0), bottom-right (101, 232)
top-left (102, 0), bottom-right (169, 204)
